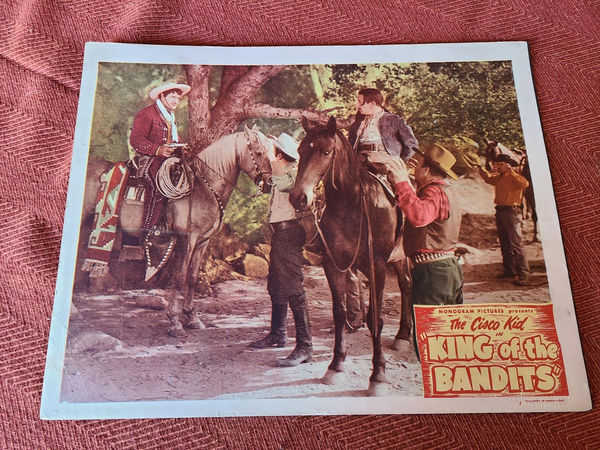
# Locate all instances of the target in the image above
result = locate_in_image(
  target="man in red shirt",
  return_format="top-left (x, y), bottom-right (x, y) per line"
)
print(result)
top-left (129, 81), bottom-right (190, 280)
top-left (370, 144), bottom-right (463, 349)
top-left (130, 82), bottom-right (190, 230)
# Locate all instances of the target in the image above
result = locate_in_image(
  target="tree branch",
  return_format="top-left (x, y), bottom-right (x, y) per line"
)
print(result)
top-left (244, 103), bottom-right (355, 129)
top-left (219, 66), bottom-right (251, 96)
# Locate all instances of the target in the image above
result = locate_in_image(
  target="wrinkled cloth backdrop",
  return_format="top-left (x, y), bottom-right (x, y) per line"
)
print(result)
top-left (1, 1), bottom-right (598, 448)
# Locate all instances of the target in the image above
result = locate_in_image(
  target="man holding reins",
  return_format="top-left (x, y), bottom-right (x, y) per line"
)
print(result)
top-left (250, 133), bottom-right (313, 367)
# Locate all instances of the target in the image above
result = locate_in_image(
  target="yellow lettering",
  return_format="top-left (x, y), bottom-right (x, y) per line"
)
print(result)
top-left (474, 335), bottom-right (494, 360)
top-left (452, 366), bottom-right (472, 392)
top-left (469, 366), bottom-right (491, 391)
top-left (490, 366), bottom-right (508, 391)
top-left (432, 366), bottom-right (453, 392)
top-left (536, 365), bottom-right (556, 392)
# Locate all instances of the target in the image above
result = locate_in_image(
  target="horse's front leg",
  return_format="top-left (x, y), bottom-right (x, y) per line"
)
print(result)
top-left (166, 234), bottom-right (189, 337)
top-left (391, 259), bottom-right (412, 352)
top-left (365, 259), bottom-right (388, 396)
top-left (321, 262), bottom-right (349, 385)
top-left (181, 237), bottom-right (209, 330)
top-left (166, 232), bottom-right (206, 336)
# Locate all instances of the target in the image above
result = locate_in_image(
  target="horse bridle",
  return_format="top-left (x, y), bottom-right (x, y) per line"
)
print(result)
top-left (244, 133), bottom-right (271, 197)
top-left (305, 134), bottom-right (365, 273)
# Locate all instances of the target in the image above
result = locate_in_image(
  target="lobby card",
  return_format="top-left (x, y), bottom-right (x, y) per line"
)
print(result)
top-left (41, 42), bottom-right (590, 419)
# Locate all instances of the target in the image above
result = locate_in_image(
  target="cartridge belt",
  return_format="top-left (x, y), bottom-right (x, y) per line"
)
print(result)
top-left (411, 251), bottom-right (456, 265)
top-left (358, 143), bottom-right (385, 152)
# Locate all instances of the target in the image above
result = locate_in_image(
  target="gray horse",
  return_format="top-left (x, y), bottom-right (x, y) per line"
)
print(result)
top-left (82, 126), bottom-right (273, 337)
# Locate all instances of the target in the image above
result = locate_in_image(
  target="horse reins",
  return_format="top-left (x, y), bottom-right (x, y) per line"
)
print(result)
top-left (308, 135), bottom-right (380, 338)
top-left (194, 133), bottom-right (269, 200)
top-left (309, 139), bottom-right (365, 273)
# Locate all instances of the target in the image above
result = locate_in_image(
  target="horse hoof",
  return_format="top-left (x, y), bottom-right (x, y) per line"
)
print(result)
top-left (167, 325), bottom-right (187, 338)
top-left (366, 381), bottom-right (390, 397)
top-left (391, 338), bottom-right (411, 353)
top-left (321, 369), bottom-right (346, 385)
top-left (186, 319), bottom-right (206, 330)
top-left (184, 316), bottom-right (206, 330)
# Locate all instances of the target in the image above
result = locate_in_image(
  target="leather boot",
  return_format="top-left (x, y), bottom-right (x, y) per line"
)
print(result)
top-left (278, 293), bottom-right (312, 367)
top-left (250, 299), bottom-right (287, 348)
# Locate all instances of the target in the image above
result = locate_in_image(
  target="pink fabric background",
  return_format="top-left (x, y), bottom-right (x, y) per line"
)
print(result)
top-left (1, 1), bottom-right (598, 448)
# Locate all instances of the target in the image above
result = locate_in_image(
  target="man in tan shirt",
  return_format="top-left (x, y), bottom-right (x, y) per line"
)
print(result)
top-left (479, 154), bottom-right (532, 285)
top-left (250, 133), bottom-right (312, 367)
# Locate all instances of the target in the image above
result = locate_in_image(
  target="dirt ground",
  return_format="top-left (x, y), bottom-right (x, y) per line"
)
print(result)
top-left (60, 175), bottom-right (550, 403)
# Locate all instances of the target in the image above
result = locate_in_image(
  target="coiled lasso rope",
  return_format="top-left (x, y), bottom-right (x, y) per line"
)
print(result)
top-left (155, 157), bottom-right (194, 199)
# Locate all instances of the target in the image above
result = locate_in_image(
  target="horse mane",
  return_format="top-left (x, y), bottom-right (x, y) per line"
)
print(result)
top-left (195, 132), bottom-right (240, 176)
top-left (329, 129), bottom-right (360, 193)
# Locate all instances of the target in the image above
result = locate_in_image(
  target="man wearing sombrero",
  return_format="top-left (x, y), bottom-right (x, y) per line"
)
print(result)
top-left (250, 133), bottom-right (313, 367)
top-left (371, 144), bottom-right (464, 351)
top-left (129, 81), bottom-right (191, 279)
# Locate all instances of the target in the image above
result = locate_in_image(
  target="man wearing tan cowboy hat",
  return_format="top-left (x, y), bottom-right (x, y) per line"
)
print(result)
top-left (370, 143), bottom-right (464, 352)
top-left (129, 81), bottom-right (191, 280)
top-left (479, 154), bottom-right (531, 285)
top-left (250, 133), bottom-right (313, 367)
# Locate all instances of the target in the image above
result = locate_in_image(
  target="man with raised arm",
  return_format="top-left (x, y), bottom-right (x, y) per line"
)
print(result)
top-left (479, 154), bottom-right (531, 285)
top-left (250, 133), bottom-right (313, 367)
top-left (370, 144), bottom-right (463, 352)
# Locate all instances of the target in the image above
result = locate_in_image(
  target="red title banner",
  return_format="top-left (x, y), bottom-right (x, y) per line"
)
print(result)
top-left (414, 303), bottom-right (568, 398)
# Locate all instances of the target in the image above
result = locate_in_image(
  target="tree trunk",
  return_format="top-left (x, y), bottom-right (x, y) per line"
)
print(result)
top-left (184, 65), bottom-right (212, 150)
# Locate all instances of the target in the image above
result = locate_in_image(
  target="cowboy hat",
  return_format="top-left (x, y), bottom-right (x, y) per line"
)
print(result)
top-left (417, 143), bottom-right (459, 180)
top-left (149, 82), bottom-right (191, 101)
top-left (271, 133), bottom-right (299, 160)
top-left (494, 154), bottom-right (519, 167)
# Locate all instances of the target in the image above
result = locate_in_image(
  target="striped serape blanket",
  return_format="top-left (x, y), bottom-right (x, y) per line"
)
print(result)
top-left (81, 162), bottom-right (129, 277)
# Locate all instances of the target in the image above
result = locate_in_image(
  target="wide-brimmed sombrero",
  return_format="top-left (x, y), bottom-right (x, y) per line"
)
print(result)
top-left (149, 82), bottom-right (191, 101)
top-left (417, 143), bottom-right (459, 180)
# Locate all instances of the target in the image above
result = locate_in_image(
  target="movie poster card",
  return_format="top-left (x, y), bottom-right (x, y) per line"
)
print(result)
top-left (41, 42), bottom-right (591, 419)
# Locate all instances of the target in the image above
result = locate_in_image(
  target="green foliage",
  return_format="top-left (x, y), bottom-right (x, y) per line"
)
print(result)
top-left (243, 65), bottom-right (319, 141)
top-left (88, 60), bottom-right (526, 244)
top-left (224, 173), bottom-right (270, 245)
top-left (321, 61), bottom-right (524, 150)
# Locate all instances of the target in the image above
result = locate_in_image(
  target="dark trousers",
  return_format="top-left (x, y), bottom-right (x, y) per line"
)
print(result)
top-left (411, 257), bottom-right (464, 307)
top-left (411, 257), bottom-right (464, 357)
top-left (495, 206), bottom-right (530, 279)
top-left (267, 224), bottom-right (311, 348)
top-left (268, 224), bottom-right (306, 301)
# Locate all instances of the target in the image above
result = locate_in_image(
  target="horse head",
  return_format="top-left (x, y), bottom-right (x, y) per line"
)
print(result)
top-left (241, 125), bottom-right (273, 192)
top-left (290, 116), bottom-right (356, 211)
top-left (484, 139), bottom-right (526, 171)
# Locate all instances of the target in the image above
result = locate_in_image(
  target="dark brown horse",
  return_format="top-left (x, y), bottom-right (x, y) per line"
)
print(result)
top-left (290, 116), bottom-right (411, 396)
